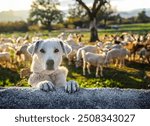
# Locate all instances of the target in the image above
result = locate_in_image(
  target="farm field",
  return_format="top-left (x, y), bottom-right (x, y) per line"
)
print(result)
top-left (0, 23), bottom-right (150, 89)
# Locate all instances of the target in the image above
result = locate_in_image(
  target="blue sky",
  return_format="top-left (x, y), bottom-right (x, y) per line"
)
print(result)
top-left (0, 0), bottom-right (149, 12)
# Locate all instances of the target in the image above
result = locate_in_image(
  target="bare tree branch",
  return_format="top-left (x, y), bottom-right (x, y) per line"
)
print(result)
top-left (76, 0), bottom-right (92, 16)
top-left (92, 0), bottom-right (98, 12)
top-left (95, 0), bottom-right (109, 15)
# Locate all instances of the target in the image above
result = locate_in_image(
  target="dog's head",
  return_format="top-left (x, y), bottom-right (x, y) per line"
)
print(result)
top-left (27, 38), bottom-right (72, 74)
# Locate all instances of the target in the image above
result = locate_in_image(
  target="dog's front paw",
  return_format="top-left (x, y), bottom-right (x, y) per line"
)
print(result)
top-left (65, 80), bottom-right (79, 93)
top-left (37, 81), bottom-right (55, 92)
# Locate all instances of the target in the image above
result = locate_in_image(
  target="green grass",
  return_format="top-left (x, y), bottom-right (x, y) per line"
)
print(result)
top-left (1, 59), bottom-right (149, 89)
top-left (97, 23), bottom-right (150, 35)
top-left (65, 59), bottom-right (150, 89)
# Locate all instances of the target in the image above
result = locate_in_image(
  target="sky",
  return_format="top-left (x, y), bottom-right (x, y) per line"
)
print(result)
top-left (0, 0), bottom-right (149, 12)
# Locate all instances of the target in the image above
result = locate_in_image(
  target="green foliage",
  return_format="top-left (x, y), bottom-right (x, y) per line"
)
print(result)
top-left (0, 21), bottom-right (28, 33)
top-left (29, 0), bottom-right (64, 31)
top-left (137, 10), bottom-right (150, 23)
top-left (52, 23), bottom-right (65, 30)
top-left (28, 24), bottom-right (41, 31)
top-left (0, 66), bottom-right (20, 87)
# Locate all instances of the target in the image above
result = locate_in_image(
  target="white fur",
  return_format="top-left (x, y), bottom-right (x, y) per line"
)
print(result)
top-left (105, 48), bottom-right (129, 67)
top-left (82, 50), bottom-right (106, 77)
top-left (16, 44), bottom-right (32, 65)
top-left (0, 52), bottom-right (11, 66)
top-left (27, 38), bottom-right (79, 93)
top-left (76, 45), bottom-right (99, 67)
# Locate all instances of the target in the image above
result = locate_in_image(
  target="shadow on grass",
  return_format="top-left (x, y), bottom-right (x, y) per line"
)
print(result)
top-left (0, 65), bottom-right (20, 86)
top-left (125, 60), bottom-right (150, 71)
top-left (0, 65), bottom-right (29, 87)
top-left (65, 60), bottom-right (150, 89)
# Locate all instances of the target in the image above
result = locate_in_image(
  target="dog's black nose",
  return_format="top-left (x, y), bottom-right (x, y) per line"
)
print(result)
top-left (46, 59), bottom-right (54, 70)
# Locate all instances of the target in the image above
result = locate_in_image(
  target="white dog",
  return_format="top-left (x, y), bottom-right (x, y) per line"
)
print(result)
top-left (27, 38), bottom-right (79, 93)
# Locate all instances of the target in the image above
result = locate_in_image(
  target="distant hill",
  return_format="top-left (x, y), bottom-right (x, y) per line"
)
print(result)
top-left (0, 8), bottom-right (150, 22)
top-left (0, 10), bottom-right (29, 22)
top-left (119, 8), bottom-right (150, 18)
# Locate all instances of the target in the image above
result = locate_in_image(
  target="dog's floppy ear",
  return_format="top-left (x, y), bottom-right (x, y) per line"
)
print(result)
top-left (59, 41), bottom-right (72, 57)
top-left (27, 40), bottom-right (42, 56)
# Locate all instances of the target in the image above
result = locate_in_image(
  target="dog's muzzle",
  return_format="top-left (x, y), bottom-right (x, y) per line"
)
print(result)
top-left (46, 59), bottom-right (54, 70)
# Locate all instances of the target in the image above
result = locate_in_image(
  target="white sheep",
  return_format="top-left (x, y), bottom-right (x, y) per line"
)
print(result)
top-left (57, 32), bottom-right (67, 40)
top-left (16, 44), bottom-right (32, 66)
top-left (104, 48), bottom-right (129, 67)
top-left (0, 52), bottom-right (11, 67)
top-left (67, 49), bottom-right (77, 65)
top-left (66, 35), bottom-right (83, 65)
top-left (76, 45), bottom-right (100, 68)
top-left (81, 50), bottom-right (106, 77)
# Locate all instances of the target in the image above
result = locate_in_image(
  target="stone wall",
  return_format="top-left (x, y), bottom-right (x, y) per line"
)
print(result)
top-left (0, 87), bottom-right (150, 109)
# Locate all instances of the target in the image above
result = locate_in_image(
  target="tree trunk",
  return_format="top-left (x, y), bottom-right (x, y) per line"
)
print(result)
top-left (104, 18), bottom-right (107, 29)
top-left (89, 18), bottom-right (99, 42)
top-left (47, 21), bottom-right (52, 31)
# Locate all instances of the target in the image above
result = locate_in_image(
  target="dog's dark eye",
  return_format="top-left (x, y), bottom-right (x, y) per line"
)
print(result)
top-left (40, 49), bottom-right (45, 53)
top-left (54, 48), bottom-right (59, 53)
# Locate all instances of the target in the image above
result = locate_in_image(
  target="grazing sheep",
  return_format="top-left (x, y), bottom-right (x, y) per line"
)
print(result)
top-left (76, 45), bottom-right (99, 68)
top-left (81, 50), bottom-right (106, 77)
top-left (104, 48), bottom-right (129, 68)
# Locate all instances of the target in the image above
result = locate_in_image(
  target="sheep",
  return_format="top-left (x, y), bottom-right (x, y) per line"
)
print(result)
top-left (110, 44), bottom-right (122, 50)
top-left (104, 48), bottom-right (129, 68)
top-left (123, 41), bottom-right (140, 60)
top-left (76, 45), bottom-right (100, 68)
top-left (138, 48), bottom-right (150, 63)
top-left (0, 37), bottom-right (14, 43)
top-left (16, 37), bottom-right (26, 45)
top-left (0, 52), bottom-right (11, 67)
top-left (31, 36), bottom-right (41, 42)
top-left (20, 68), bottom-right (31, 78)
top-left (58, 32), bottom-right (67, 40)
top-left (81, 50), bottom-right (106, 77)
top-left (67, 49), bottom-right (77, 65)
top-left (67, 33), bottom-right (74, 41)
top-left (15, 44), bottom-right (32, 66)
top-left (66, 34), bottom-right (83, 65)
top-left (0, 43), bottom-right (16, 52)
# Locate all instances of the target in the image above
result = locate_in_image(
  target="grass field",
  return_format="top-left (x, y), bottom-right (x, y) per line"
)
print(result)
top-left (0, 23), bottom-right (150, 89)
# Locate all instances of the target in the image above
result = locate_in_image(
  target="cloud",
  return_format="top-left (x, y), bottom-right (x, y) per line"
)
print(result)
top-left (110, 0), bottom-right (150, 11)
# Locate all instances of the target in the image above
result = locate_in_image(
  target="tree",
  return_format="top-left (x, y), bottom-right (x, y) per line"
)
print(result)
top-left (76, 0), bottom-right (110, 42)
top-left (67, 2), bottom-right (88, 28)
top-left (137, 10), bottom-right (149, 23)
top-left (97, 5), bottom-right (114, 27)
top-left (29, 0), bottom-right (63, 31)
top-left (68, 2), bottom-right (87, 19)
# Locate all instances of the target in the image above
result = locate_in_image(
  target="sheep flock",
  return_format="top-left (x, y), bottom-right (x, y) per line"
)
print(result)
top-left (0, 32), bottom-right (150, 88)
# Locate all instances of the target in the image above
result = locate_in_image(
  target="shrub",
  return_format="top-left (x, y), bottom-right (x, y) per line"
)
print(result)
top-left (0, 21), bottom-right (28, 32)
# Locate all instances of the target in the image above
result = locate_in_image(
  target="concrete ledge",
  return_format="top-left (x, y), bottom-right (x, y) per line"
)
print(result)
top-left (0, 87), bottom-right (150, 109)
